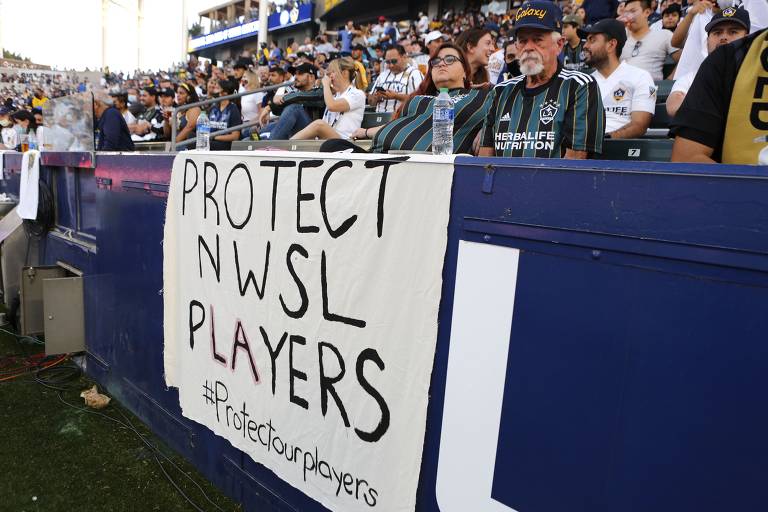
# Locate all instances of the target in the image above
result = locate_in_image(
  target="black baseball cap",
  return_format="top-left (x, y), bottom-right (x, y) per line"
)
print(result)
top-left (159, 87), bottom-right (175, 97)
top-left (294, 62), bottom-right (318, 76)
top-left (109, 91), bottom-right (128, 102)
top-left (352, 43), bottom-right (366, 51)
top-left (512, 1), bottom-right (563, 34)
top-left (705, 6), bottom-right (750, 33)
top-left (579, 18), bottom-right (627, 46)
top-left (233, 58), bottom-right (251, 69)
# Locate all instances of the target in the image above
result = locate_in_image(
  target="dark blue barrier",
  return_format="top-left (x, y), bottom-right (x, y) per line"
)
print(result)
top-left (3, 152), bottom-right (767, 512)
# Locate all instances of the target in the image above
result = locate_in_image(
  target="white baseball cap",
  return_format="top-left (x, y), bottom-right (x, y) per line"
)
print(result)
top-left (424, 30), bottom-right (446, 45)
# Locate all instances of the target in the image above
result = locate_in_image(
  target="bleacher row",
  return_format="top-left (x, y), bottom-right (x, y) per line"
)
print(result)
top-left (134, 80), bottom-right (677, 161)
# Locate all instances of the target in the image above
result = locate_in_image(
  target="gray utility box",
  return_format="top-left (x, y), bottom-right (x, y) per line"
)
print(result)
top-left (20, 266), bottom-right (85, 355)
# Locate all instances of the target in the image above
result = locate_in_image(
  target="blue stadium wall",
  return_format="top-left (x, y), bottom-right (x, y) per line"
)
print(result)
top-left (2, 152), bottom-right (767, 512)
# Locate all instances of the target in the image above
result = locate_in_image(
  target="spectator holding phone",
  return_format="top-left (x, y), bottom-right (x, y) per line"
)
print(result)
top-left (368, 45), bottom-right (423, 113)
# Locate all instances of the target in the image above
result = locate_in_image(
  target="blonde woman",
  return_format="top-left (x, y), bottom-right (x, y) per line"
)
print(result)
top-left (240, 69), bottom-right (262, 124)
top-left (291, 57), bottom-right (365, 140)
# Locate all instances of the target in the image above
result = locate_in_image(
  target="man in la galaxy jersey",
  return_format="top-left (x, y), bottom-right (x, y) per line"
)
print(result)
top-left (479, 1), bottom-right (605, 159)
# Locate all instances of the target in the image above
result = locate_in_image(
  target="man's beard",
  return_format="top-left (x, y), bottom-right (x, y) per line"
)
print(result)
top-left (519, 51), bottom-right (545, 76)
top-left (583, 49), bottom-right (606, 68)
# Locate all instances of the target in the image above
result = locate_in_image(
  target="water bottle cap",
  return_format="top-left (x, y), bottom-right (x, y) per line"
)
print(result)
top-left (439, 88), bottom-right (448, 93)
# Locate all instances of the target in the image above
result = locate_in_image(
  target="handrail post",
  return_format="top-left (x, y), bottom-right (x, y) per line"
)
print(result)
top-left (171, 106), bottom-right (177, 146)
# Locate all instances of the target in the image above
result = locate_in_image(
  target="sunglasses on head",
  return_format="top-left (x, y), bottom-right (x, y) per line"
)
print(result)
top-left (429, 55), bottom-right (460, 67)
top-left (631, 40), bottom-right (642, 57)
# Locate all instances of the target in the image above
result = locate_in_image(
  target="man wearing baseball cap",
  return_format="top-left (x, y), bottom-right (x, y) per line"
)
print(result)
top-left (582, 18), bottom-right (655, 138)
top-left (667, 7), bottom-right (749, 118)
top-left (479, 1), bottom-right (605, 158)
top-left (424, 30), bottom-right (448, 57)
top-left (260, 63), bottom-right (325, 140)
top-left (669, 7), bottom-right (761, 164)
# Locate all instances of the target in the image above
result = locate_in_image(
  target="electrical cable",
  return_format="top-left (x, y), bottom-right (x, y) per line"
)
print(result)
top-left (34, 359), bottom-right (81, 390)
top-left (2, 327), bottom-right (226, 510)
top-left (0, 326), bottom-right (45, 345)
top-left (113, 407), bottom-right (226, 512)
top-left (0, 353), bottom-right (67, 382)
top-left (30, 352), bottom-right (226, 511)
top-left (55, 391), bottom-right (225, 512)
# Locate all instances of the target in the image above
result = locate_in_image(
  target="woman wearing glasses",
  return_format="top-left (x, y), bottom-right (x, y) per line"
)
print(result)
top-left (350, 44), bottom-right (493, 155)
top-left (290, 57), bottom-right (366, 141)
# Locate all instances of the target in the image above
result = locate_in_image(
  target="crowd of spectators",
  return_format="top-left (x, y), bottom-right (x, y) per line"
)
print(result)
top-left (2, 0), bottom-right (767, 164)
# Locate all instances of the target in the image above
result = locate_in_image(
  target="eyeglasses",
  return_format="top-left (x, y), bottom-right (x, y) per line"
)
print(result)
top-left (631, 40), bottom-right (642, 57)
top-left (429, 55), bottom-right (461, 67)
top-left (385, 58), bottom-right (400, 65)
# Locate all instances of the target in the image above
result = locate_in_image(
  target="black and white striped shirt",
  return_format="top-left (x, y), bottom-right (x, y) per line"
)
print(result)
top-left (371, 65), bottom-right (423, 113)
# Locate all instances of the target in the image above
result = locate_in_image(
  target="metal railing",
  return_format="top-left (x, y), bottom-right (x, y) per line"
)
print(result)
top-left (170, 82), bottom-right (291, 150)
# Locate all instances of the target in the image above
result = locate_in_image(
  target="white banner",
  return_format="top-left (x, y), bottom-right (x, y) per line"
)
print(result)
top-left (163, 151), bottom-right (454, 512)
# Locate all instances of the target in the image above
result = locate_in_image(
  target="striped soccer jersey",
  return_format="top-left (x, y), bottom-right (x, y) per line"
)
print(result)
top-left (371, 65), bottom-right (424, 113)
top-left (371, 88), bottom-right (493, 154)
top-left (481, 65), bottom-right (605, 158)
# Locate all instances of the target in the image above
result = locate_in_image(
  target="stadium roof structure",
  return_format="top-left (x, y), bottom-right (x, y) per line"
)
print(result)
top-left (198, 0), bottom-right (260, 21)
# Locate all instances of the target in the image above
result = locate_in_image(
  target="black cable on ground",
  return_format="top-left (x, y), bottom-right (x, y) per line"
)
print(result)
top-left (42, 364), bottom-right (226, 512)
top-left (34, 361), bottom-right (82, 391)
top-left (3, 313), bottom-right (227, 509)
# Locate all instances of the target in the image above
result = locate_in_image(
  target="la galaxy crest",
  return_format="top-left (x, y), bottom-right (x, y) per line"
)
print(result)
top-left (539, 100), bottom-right (559, 125)
top-left (613, 88), bottom-right (627, 101)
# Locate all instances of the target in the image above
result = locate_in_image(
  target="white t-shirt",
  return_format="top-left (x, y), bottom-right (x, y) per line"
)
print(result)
top-left (1, 127), bottom-right (17, 149)
top-left (298, 43), bottom-right (315, 54)
top-left (241, 92), bottom-right (262, 122)
top-left (410, 53), bottom-right (430, 71)
top-left (323, 85), bottom-right (366, 139)
top-left (371, 65), bottom-right (424, 113)
top-left (620, 29), bottom-right (679, 81)
top-left (316, 42), bottom-right (336, 54)
top-left (122, 110), bottom-right (137, 125)
top-left (487, 49), bottom-right (505, 84)
top-left (671, 70), bottom-right (695, 95)
top-left (592, 62), bottom-right (656, 133)
top-left (418, 15), bottom-right (430, 33)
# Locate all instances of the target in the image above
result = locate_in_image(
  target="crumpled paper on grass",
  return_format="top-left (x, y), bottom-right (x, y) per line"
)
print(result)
top-left (80, 385), bottom-right (111, 409)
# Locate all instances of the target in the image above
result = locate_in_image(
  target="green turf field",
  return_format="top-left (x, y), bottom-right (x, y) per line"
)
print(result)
top-left (0, 329), bottom-right (242, 512)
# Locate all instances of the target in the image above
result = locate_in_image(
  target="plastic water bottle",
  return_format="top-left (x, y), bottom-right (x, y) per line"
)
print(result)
top-left (196, 111), bottom-right (210, 150)
top-left (432, 88), bottom-right (454, 155)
